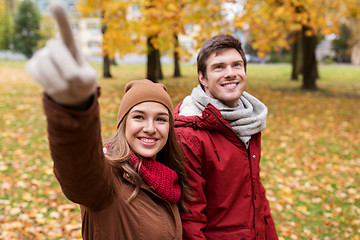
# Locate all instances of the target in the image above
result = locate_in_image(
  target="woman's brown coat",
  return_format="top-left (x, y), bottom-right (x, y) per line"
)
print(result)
top-left (43, 94), bottom-right (182, 240)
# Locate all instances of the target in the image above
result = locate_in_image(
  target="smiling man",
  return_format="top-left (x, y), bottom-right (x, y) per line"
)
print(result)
top-left (174, 34), bottom-right (278, 240)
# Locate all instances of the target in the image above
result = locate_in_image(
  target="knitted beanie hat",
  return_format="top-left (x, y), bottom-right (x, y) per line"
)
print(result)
top-left (116, 79), bottom-right (174, 128)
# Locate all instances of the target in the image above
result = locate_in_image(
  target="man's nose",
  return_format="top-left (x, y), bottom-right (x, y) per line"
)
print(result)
top-left (224, 66), bottom-right (236, 78)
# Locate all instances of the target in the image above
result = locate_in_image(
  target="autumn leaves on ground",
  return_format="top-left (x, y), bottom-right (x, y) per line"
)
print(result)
top-left (0, 61), bottom-right (359, 239)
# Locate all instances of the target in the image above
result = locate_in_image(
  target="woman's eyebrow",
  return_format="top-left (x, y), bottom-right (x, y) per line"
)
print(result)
top-left (130, 110), bottom-right (144, 114)
top-left (131, 110), bottom-right (169, 116)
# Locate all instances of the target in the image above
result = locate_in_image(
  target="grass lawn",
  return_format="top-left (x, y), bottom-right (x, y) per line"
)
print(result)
top-left (0, 60), bottom-right (359, 239)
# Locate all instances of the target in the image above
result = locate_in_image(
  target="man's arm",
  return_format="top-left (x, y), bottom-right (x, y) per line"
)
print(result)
top-left (177, 131), bottom-right (208, 240)
top-left (261, 185), bottom-right (279, 239)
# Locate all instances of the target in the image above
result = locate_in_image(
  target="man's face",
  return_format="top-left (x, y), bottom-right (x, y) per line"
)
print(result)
top-left (199, 48), bottom-right (246, 108)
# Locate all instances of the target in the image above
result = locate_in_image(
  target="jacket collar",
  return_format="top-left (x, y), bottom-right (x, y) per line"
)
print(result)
top-left (175, 101), bottom-right (245, 148)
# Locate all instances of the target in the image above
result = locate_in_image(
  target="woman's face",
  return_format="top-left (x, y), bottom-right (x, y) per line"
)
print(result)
top-left (125, 102), bottom-right (170, 159)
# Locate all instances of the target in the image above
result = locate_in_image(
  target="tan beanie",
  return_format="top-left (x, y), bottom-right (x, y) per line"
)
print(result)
top-left (116, 79), bottom-right (174, 128)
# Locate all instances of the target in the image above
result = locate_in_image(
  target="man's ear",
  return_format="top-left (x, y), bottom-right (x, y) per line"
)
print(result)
top-left (198, 71), bottom-right (208, 87)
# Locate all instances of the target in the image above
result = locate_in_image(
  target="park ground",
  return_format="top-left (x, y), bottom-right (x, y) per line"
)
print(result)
top-left (0, 61), bottom-right (359, 239)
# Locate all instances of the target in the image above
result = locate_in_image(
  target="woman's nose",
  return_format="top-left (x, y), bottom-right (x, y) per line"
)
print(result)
top-left (143, 120), bottom-right (156, 134)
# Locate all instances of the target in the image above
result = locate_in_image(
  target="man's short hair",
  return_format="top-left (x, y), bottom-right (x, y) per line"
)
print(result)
top-left (197, 34), bottom-right (247, 89)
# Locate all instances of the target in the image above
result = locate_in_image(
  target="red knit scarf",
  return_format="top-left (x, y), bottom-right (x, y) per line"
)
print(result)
top-left (128, 153), bottom-right (181, 204)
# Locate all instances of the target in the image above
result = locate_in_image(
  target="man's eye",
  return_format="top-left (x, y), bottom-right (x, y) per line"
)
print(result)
top-left (215, 65), bottom-right (223, 69)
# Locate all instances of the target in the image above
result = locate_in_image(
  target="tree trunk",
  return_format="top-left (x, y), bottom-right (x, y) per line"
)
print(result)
top-left (101, 13), bottom-right (112, 78)
top-left (291, 38), bottom-right (299, 81)
top-left (301, 26), bottom-right (318, 90)
top-left (157, 49), bottom-right (163, 80)
top-left (291, 32), bottom-right (302, 81)
top-left (173, 34), bottom-right (181, 77)
top-left (147, 36), bottom-right (159, 82)
top-left (103, 55), bottom-right (112, 78)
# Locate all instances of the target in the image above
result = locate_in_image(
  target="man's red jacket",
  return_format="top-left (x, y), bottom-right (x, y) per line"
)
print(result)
top-left (174, 102), bottom-right (278, 240)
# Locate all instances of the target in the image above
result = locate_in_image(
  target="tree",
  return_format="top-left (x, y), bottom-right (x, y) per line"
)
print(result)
top-left (173, 34), bottom-right (181, 77)
top-left (0, 0), bottom-right (18, 51)
top-left (291, 31), bottom-right (303, 80)
top-left (76, 0), bottom-right (235, 81)
top-left (343, 0), bottom-right (360, 65)
top-left (0, 11), bottom-right (13, 50)
top-left (76, 0), bottom-right (129, 78)
top-left (142, 0), bottom-right (162, 82)
top-left (12, 0), bottom-right (41, 58)
top-left (332, 24), bottom-right (352, 63)
top-left (141, 0), bottom-right (234, 81)
top-left (234, 0), bottom-right (344, 90)
top-left (36, 14), bottom-right (56, 49)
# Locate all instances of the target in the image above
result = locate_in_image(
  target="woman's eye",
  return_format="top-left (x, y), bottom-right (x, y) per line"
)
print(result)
top-left (156, 117), bottom-right (168, 122)
top-left (133, 115), bottom-right (144, 119)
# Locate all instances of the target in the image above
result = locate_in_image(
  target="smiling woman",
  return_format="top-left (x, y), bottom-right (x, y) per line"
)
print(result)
top-left (40, 78), bottom-right (191, 240)
top-left (125, 102), bottom-right (170, 159)
top-left (24, 2), bottom-right (191, 238)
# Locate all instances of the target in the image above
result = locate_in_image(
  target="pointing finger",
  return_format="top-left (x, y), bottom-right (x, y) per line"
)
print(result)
top-left (49, 0), bottom-right (82, 65)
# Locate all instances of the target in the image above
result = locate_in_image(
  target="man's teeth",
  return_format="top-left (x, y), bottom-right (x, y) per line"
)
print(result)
top-left (142, 138), bottom-right (155, 143)
top-left (223, 83), bottom-right (236, 88)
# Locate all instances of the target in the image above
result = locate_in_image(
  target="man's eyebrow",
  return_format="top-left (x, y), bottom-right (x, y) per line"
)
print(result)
top-left (232, 59), bottom-right (244, 63)
top-left (210, 59), bottom-right (244, 66)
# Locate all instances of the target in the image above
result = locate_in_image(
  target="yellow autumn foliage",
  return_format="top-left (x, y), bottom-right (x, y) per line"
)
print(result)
top-left (74, 0), bottom-right (240, 62)
top-left (234, 0), bottom-right (357, 55)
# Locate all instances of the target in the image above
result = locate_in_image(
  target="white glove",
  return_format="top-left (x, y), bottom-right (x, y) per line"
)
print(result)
top-left (26, 0), bottom-right (97, 106)
top-left (26, 39), bottom-right (98, 105)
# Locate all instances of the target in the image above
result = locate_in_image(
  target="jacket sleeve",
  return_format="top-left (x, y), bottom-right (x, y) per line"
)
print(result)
top-left (261, 185), bottom-right (279, 239)
top-left (43, 92), bottom-right (116, 211)
top-left (176, 130), bottom-right (208, 240)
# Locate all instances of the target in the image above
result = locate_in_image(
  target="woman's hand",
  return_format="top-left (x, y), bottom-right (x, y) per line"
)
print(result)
top-left (26, 0), bottom-right (97, 106)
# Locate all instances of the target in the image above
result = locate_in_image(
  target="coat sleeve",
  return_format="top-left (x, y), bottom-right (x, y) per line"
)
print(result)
top-left (261, 184), bottom-right (279, 239)
top-left (43, 92), bottom-right (116, 211)
top-left (176, 130), bottom-right (208, 240)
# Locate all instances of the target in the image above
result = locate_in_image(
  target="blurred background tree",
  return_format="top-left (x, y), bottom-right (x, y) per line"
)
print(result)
top-left (234, 0), bottom-right (359, 90)
top-left (12, 0), bottom-right (41, 58)
top-left (76, 0), bottom-right (123, 78)
top-left (0, 0), bottom-right (17, 51)
top-left (332, 24), bottom-right (352, 63)
top-left (344, 0), bottom-right (360, 65)
top-left (76, 0), bottom-right (235, 82)
top-left (1, 0), bottom-right (359, 88)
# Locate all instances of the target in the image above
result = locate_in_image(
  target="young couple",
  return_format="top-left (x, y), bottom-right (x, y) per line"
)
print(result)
top-left (27, 21), bottom-right (278, 239)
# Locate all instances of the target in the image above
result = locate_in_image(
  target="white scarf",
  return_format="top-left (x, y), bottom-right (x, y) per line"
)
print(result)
top-left (179, 85), bottom-right (268, 148)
